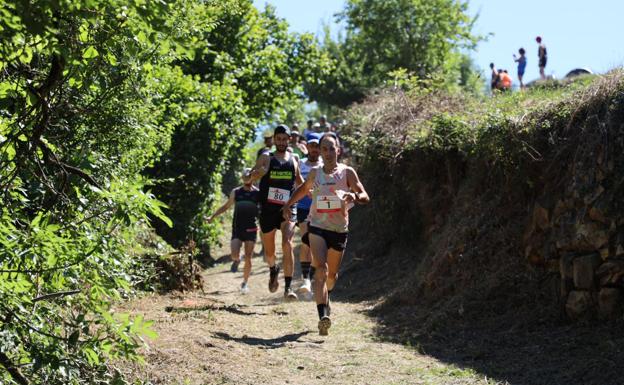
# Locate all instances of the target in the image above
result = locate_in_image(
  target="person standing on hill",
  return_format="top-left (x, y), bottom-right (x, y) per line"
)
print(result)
top-left (513, 48), bottom-right (527, 89)
top-left (536, 36), bottom-right (547, 80)
top-left (249, 124), bottom-right (304, 300)
top-left (283, 132), bottom-right (370, 336)
top-left (489, 63), bottom-right (499, 91)
top-left (295, 133), bottom-right (323, 298)
top-left (206, 169), bottom-right (259, 294)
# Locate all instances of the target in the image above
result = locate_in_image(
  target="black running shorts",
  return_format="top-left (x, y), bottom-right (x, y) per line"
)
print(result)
top-left (308, 225), bottom-right (348, 252)
top-left (296, 208), bottom-right (309, 225)
top-left (259, 204), bottom-right (296, 234)
top-left (231, 226), bottom-right (257, 242)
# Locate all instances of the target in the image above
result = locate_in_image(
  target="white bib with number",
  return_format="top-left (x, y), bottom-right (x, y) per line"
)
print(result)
top-left (267, 187), bottom-right (290, 205)
top-left (316, 195), bottom-right (342, 213)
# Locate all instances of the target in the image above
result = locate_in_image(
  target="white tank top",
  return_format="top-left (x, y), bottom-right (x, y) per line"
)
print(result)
top-left (309, 163), bottom-right (353, 233)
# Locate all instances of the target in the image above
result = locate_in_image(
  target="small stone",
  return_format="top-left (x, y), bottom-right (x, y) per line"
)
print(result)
top-left (566, 290), bottom-right (594, 320)
top-left (596, 261), bottom-right (624, 287)
top-left (573, 253), bottom-right (601, 289)
top-left (297, 366), bottom-right (305, 370)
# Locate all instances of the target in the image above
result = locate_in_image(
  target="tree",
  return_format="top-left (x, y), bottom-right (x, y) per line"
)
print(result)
top-left (306, 0), bottom-right (480, 107)
top-left (0, 0), bottom-right (219, 383)
top-left (146, 1), bottom-right (331, 251)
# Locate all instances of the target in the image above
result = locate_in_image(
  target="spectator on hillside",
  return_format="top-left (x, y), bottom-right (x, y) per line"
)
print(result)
top-left (536, 36), bottom-right (547, 80)
top-left (513, 48), bottom-right (527, 89)
top-left (489, 62), bottom-right (499, 91)
top-left (499, 69), bottom-right (512, 91)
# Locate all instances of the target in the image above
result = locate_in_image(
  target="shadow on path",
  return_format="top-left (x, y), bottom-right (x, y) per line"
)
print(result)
top-left (164, 304), bottom-right (264, 316)
top-left (212, 331), bottom-right (320, 349)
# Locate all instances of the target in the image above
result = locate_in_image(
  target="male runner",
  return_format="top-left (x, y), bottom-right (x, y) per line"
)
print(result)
top-left (249, 124), bottom-right (304, 300)
top-left (296, 133), bottom-right (323, 298)
top-left (207, 169), bottom-right (259, 294)
top-left (283, 132), bottom-right (369, 335)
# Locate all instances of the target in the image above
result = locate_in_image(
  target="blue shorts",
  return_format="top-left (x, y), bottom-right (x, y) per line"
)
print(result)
top-left (518, 64), bottom-right (526, 77)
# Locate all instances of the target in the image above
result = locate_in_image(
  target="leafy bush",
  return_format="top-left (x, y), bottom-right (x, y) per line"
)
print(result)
top-left (0, 1), bottom-right (227, 383)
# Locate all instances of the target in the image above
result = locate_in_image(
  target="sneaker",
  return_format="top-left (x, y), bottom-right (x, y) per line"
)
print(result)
top-left (230, 260), bottom-right (240, 273)
top-left (268, 265), bottom-right (280, 293)
top-left (298, 278), bottom-right (312, 294)
top-left (284, 287), bottom-right (298, 301)
top-left (318, 316), bottom-right (331, 336)
top-left (240, 282), bottom-right (250, 294)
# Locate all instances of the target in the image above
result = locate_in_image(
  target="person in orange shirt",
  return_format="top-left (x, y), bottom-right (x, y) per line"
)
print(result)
top-left (499, 69), bottom-right (512, 91)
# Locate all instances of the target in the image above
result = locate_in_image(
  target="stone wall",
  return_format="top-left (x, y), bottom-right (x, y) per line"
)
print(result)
top-left (523, 145), bottom-right (624, 320)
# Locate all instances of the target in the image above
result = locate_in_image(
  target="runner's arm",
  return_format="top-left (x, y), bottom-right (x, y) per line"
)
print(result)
top-left (282, 168), bottom-right (316, 221)
top-left (344, 167), bottom-right (370, 205)
top-left (206, 189), bottom-right (236, 222)
top-left (249, 153), bottom-right (269, 182)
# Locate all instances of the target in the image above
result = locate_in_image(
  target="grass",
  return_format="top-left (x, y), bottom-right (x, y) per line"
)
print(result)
top-left (344, 70), bottom-right (623, 162)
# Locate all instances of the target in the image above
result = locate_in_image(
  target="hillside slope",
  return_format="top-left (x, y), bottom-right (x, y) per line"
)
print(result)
top-left (337, 71), bottom-right (624, 384)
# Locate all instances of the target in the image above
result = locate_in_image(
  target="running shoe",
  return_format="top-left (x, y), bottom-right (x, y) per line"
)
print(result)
top-left (298, 278), bottom-right (312, 294)
top-left (230, 260), bottom-right (240, 273)
top-left (268, 265), bottom-right (280, 292)
top-left (240, 282), bottom-right (250, 294)
top-left (284, 287), bottom-right (298, 301)
top-left (318, 316), bottom-right (331, 336)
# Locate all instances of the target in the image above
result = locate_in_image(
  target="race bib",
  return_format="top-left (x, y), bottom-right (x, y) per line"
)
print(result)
top-left (316, 195), bottom-right (342, 213)
top-left (267, 187), bottom-right (290, 205)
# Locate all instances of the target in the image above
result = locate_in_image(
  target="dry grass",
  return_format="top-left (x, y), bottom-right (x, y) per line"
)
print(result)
top-left (114, 237), bottom-right (499, 385)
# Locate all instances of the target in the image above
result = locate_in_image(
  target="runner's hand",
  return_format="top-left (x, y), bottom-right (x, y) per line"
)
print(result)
top-left (281, 206), bottom-right (292, 222)
top-left (343, 192), bottom-right (357, 204)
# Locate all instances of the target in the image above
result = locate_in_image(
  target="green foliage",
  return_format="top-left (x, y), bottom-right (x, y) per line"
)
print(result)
top-left (0, 0), bottom-right (221, 383)
top-left (344, 71), bottom-right (612, 174)
top-left (306, 0), bottom-right (481, 108)
top-left (147, 1), bottom-right (331, 250)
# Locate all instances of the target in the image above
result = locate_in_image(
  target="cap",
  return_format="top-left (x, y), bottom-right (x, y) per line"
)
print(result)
top-left (262, 130), bottom-right (273, 139)
top-left (306, 132), bottom-right (321, 144)
top-left (273, 124), bottom-right (291, 136)
top-left (242, 167), bottom-right (252, 177)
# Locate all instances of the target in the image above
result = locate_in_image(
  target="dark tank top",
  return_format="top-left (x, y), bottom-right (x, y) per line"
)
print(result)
top-left (233, 187), bottom-right (259, 230)
top-left (259, 153), bottom-right (296, 207)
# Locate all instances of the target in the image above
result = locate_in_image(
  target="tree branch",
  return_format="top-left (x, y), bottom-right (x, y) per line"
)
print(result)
top-left (0, 351), bottom-right (30, 385)
top-left (32, 290), bottom-right (81, 303)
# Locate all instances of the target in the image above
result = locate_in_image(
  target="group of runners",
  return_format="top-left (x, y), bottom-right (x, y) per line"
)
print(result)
top-left (208, 123), bottom-right (369, 336)
top-left (490, 35), bottom-right (548, 91)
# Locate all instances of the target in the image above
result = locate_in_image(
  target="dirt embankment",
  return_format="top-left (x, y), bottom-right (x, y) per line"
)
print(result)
top-left (338, 72), bottom-right (624, 385)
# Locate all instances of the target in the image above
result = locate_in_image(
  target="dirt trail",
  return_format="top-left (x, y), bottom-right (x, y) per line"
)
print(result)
top-left (119, 248), bottom-right (499, 385)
